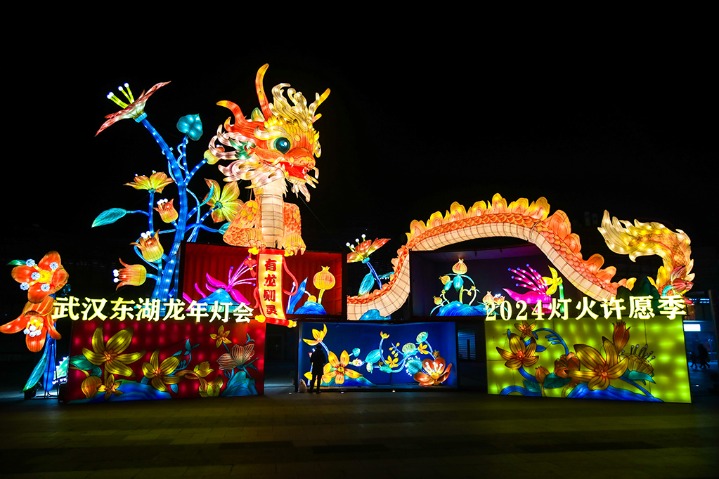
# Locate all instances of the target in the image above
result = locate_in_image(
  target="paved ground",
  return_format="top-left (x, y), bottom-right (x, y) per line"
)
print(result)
top-left (0, 362), bottom-right (717, 478)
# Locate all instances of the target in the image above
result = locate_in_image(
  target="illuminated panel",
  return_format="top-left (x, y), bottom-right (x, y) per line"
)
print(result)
top-left (61, 318), bottom-right (266, 404)
top-left (485, 315), bottom-right (691, 403)
top-left (297, 321), bottom-right (458, 390)
top-left (644, 316), bottom-right (692, 403)
top-left (181, 243), bottom-right (344, 323)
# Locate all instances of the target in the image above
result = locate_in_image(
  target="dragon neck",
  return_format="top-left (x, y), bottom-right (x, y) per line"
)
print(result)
top-left (255, 180), bottom-right (287, 249)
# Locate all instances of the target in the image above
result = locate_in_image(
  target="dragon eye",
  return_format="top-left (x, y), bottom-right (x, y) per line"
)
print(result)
top-left (273, 137), bottom-right (291, 154)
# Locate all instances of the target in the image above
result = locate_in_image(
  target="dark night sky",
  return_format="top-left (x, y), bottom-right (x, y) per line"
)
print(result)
top-left (2, 13), bottom-right (716, 303)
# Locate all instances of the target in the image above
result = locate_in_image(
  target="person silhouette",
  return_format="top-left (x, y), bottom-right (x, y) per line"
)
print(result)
top-left (697, 343), bottom-right (710, 369)
top-left (310, 347), bottom-right (328, 393)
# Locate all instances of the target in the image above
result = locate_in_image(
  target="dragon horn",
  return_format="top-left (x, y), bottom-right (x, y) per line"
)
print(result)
top-left (255, 63), bottom-right (272, 119)
top-left (216, 100), bottom-right (249, 130)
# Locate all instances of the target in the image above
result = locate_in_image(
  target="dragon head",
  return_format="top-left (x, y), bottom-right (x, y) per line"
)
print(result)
top-left (206, 63), bottom-right (330, 202)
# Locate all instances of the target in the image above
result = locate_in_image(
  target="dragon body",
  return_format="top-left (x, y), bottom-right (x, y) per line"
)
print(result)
top-left (207, 64), bottom-right (330, 255)
top-left (346, 194), bottom-right (694, 320)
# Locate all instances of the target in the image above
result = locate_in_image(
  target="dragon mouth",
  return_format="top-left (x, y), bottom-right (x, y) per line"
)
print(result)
top-left (279, 153), bottom-right (317, 184)
top-left (285, 165), bottom-right (319, 192)
top-left (283, 161), bottom-right (313, 180)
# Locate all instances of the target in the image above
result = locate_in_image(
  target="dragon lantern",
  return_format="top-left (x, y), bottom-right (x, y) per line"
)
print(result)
top-left (206, 64), bottom-right (330, 256)
top-left (346, 194), bottom-right (695, 320)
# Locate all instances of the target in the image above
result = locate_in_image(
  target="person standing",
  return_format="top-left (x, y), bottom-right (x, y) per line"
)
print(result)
top-left (310, 347), bottom-right (328, 393)
top-left (697, 343), bottom-right (710, 369)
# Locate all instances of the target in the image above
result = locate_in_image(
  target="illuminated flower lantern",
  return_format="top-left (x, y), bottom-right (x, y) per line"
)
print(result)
top-left (435, 257), bottom-right (476, 307)
top-left (126, 171), bottom-right (174, 194)
top-left (1, 295), bottom-right (61, 353)
top-left (132, 230), bottom-right (165, 263)
top-left (113, 259), bottom-right (147, 289)
top-left (451, 259), bottom-right (467, 275)
top-left (414, 356), bottom-right (453, 387)
top-left (155, 198), bottom-right (178, 223)
top-left (346, 235), bottom-right (391, 296)
top-left (10, 251), bottom-right (69, 304)
top-left (95, 81), bottom-right (200, 304)
top-left (313, 266), bottom-right (336, 303)
top-left (2, 251), bottom-right (70, 395)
